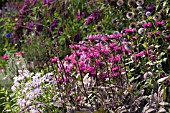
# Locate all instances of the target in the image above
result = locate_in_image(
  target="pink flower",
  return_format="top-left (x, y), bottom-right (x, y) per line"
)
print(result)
top-left (79, 61), bottom-right (86, 71)
top-left (101, 46), bottom-right (110, 56)
top-left (107, 33), bottom-right (122, 39)
top-left (69, 45), bottom-right (74, 49)
top-left (114, 54), bottom-right (122, 62)
top-left (76, 96), bottom-right (82, 101)
top-left (0, 68), bottom-right (5, 73)
top-left (131, 36), bottom-right (138, 40)
top-left (142, 22), bottom-right (152, 28)
top-left (75, 15), bottom-right (81, 19)
top-left (112, 66), bottom-right (120, 71)
top-left (113, 46), bottom-right (121, 51)
top-left (15, 52), bottom-right (25, 57)
top-left (1, 55), bottom-right (9, 60)
top-left (96, 59), bottom-right (103, 66)
top-left (81, 12), bottom-right (85, 16)
top-left (109, 43), bottom-right (117, 48)
top-left (155, 20), bottom-right (165, 26)
top-left (50, 57), bottom-right (59, 63)
top-left (110, 72), bottom-right (120, 77)
top-left (155, 31), bottom-right (161, 36)
top-left (121, 70), bottom-right (126, 74)
top-left (87, 66), bottom-right (95, 73)
top-left (164, 35), bottom-right (170, 40)
top-left (147, 32), bottom-right (153, 37)
top-left (133, 51), bottom-right (147, 58)
top-left (124, 28), bottom-right (136, 33)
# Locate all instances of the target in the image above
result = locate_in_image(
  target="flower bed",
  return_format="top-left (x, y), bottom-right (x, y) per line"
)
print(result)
top-left (0, 0), bottom-right (170, 112)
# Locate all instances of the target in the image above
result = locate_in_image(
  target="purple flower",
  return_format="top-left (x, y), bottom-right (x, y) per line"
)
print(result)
top-left (31, 0), bottom-right (38, 6)
top-left (164, 35), bottom-right (170, 40)
top-left (19, 4), bottom-right (28, 14)
top-left (84, 9), bottom-right (102, 25)
top-left (74, 31), bottom-right (81, 43)
top-left (50, 19), bottom-right (58, 31)
top-left (57, 26), bottom-right (63, 36)
top-left (84, 16), bottom-right (94, 25)
top-left (26, 22), bottom-right (34, 35)
top-left (36, 25), bottom-right (43, 32)
top-left (146, 5), bottom-right (156, 11)
top-left (24, 0), bottom-right (31, 5)
top-left (63, 11), bottom-right (68, 19)
top-left (0, 9), bottom-right (2, 15)
top-left (5, 32), bottom-right (12, 38)
top-left (43, 0), bottom-right (52, 5)
top-left (155, 20), bottom-right (165, 26)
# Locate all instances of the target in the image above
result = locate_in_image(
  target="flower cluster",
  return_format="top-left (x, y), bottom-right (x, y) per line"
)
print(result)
top-left (11, 70), bottom-right (57, 112)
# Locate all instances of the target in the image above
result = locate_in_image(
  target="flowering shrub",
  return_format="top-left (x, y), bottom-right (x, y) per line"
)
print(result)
top-left (0, 0), bottom-right (170, 112)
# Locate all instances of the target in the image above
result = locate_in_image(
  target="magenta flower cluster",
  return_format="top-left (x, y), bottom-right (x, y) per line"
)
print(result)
top-left (50, 33), bottom-right (133, 80)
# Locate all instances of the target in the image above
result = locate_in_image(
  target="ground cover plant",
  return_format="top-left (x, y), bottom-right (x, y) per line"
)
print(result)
top-left (0, 0), bottom-right (170, 113)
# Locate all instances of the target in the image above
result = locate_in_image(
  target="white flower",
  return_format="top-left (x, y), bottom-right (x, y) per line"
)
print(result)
top-left (31, 79), bottom-right (41, 88)
top-left (11, 86), bottom-right (16, 91)
top-left (17, 75), bottom-right (25, 81)
top-left (32, 73), bottom-right (41, 80)
top-left (17, 99), bottom-right (26, 108)
top-left (144, 71), bottom-right (153, 80)
top-left (146, 11), bottom-right (151, 17)
top-left (117, 0), bottom-right (124, 6)
top-left (25, 81), bottom-right (32, 88)
top-left (138, 28), bottom-right (144, 34)
top-left (53, 95), bottom-right (57, 101)
top-left (26, 91), bottom-right (34, 100)
top-left (167, 45), bottom-right (170, 50)
top-left (26, 100), bottom-right (31, 106)
top-left (13, 76), bottom-right (19, 82)
top-left (136, 0), bottom-right (144, 6)
top-left (156, 64), bottom-right (162, 69)
top-left (13, 81), bottom-right (20, 88)
top-left (30, 109), bottom-right (40, 113)
top-left (136, 6), bottom-right (143, 11)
